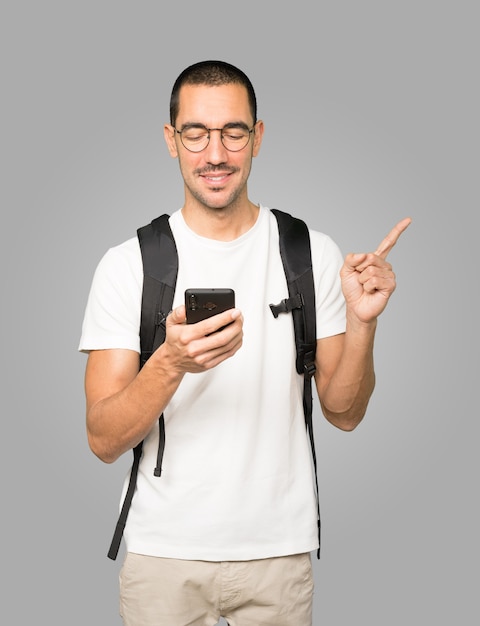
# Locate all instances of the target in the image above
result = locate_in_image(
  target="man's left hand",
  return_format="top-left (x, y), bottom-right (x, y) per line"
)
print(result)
top-left (340, 217), bottom-right (412, 324)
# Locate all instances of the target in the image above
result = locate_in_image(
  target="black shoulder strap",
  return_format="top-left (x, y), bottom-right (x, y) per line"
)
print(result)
top-left (270, 209), bottom-right (321, 559)
top-left (107, 214), bottom-right (177, 560)
top-left (138, 213), bottom-right (179, 364)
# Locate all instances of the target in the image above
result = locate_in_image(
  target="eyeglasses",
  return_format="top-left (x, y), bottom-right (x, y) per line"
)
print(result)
top-left (174, 123), bottom-right (255, 153)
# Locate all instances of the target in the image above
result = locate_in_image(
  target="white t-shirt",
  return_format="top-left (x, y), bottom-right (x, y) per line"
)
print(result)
top-left (79, 206), bottom-right (346, 560)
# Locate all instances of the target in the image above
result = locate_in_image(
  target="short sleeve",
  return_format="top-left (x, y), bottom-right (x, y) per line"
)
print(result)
top-left (309, 230), bottom-right (346, 339)
top-left (78, 237), bottom-right (143, 353)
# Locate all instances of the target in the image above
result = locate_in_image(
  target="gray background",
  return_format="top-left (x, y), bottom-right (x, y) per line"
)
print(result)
top-left (2, 1), bottom-right (478, 624)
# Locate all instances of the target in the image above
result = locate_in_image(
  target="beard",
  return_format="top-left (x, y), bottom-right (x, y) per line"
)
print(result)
top-left (179, 162), bottom-right (252, 212)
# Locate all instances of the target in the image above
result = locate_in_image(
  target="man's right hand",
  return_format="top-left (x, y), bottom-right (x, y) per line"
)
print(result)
top-left (159, 304), bottom-right (243, 374)
top-left (85, 305), bottom-right (243, 463)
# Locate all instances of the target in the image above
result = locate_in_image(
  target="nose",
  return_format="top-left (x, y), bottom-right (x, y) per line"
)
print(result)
top-left (204, 129), bottom-right (228, 163)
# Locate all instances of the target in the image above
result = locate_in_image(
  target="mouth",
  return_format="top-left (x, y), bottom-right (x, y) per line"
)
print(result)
top-left (197, 167), bottom-right (238, 186)
top-left (201, 173), bottom-right (232, 185)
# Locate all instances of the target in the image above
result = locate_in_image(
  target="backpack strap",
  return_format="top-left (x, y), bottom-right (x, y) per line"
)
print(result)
top-left (107, 214), bottom-right (177, 560)
top-left (270, 208), bottom-right (321, 559)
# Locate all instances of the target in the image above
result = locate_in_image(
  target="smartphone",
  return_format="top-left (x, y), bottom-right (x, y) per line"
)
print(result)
top-left (185, 288), bottom-right (235, 325)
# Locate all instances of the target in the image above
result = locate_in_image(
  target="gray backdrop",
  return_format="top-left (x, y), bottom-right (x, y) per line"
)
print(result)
top-left (2, 1), bottom-right (478, 624)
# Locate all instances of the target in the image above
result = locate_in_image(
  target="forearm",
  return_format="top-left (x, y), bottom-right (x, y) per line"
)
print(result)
top-left (86, 346), bottom-right (184, 463)
top-left (86, 307), bottom-right (243, 463)
top-left (318, 317), bottom-right (377, 431)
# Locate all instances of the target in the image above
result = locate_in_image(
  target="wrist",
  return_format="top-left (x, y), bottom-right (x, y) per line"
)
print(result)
top-left (345, 312), bottom-right (377, 338)
top-left (145, 342), bottom-right (185, 384)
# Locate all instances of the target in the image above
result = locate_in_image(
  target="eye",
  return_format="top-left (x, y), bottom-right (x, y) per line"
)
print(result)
top-left (184, 130), bottom-right (208, 143)
top-left (225, 133), bottom-right (243, 141)
top-left (223, 129), bottom-right (248, 141)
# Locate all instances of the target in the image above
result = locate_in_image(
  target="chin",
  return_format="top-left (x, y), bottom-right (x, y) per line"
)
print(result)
top-left (200, 194), bottom-right (241, 212)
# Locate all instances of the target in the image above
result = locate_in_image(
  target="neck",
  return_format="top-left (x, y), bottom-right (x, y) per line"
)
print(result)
top-left (181, 200), bottom-right (260, 241)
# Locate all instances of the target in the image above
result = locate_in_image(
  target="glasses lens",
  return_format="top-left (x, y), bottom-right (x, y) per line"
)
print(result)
top-left (221, 128), bottom-right (251, 151)
top-left (181, 128), bottom-right (210, 152)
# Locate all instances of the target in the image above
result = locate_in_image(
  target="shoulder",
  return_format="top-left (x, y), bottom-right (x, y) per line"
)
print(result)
top-left (105, 235), bottom-right (141, 261)
top-left (96, 236), bottom-right (142, 277)
top-left (88, 237), bottom-right (143, 302)
top-left (264, 206), bottom-right (343, 264)
top-left (308, 229), bottom-right (343, 263)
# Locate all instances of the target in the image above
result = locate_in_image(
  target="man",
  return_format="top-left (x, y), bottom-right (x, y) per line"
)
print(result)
top-left (79, 60), bottom-right (410, 625)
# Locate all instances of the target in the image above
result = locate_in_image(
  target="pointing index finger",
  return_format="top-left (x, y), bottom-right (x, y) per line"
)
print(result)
top-left (374, 217), bottom-right (412, 259)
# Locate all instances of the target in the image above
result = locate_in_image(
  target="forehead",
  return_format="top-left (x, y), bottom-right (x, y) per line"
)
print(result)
top-left (176, 83), bottom-right (252, 126)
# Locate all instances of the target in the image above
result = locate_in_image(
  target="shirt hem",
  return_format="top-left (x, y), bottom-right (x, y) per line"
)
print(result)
top-left (123, 539), bottom-right (319, 562)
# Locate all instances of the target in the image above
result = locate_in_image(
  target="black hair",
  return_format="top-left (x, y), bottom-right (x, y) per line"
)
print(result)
top-left (170, 60), bottom-right (257, 126)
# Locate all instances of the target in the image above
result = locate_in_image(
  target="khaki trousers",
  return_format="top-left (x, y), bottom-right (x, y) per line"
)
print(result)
top-left (119, 552), bottom-right (314, 626)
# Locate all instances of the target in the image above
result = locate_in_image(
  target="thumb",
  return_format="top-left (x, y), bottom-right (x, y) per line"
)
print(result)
top-left (343, 252), bottom-right (367, 272)
top-left (168, 304), bottom-right (186, 325)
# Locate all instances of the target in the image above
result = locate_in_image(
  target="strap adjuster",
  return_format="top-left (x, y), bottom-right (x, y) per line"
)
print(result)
top-left (155, 311), bottom-right (168, 327)
top-left (269, 293), bottom-right (304, 318)
top-left (303, 348), bottom-right (316, 377)
top-left (304, 361), bottom-right (316, 377)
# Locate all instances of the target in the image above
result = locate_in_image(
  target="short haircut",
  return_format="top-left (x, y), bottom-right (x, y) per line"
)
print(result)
top-left (170, 60), bottom-right (257, 126)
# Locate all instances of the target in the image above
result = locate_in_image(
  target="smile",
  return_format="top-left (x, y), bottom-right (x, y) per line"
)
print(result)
top-left (202, 173), bottom-right (231, 184)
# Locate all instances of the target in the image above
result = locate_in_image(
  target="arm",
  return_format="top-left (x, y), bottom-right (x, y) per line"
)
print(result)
top-left (315, 218), bottom-right (411, 431)
top-left (85, 305), bottom-right (243, 463)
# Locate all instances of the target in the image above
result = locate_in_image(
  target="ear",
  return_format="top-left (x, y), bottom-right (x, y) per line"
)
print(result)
top-left (164, 124), bottom-right (178, 158)
top-left (252, 120), bottom-right (265, 157)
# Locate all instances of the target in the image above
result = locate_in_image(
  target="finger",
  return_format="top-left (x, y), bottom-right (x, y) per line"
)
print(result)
top-left (374, 217), bottom-right (412, 259)
top-left (200, 308), bottom-right (242, 336)
top-left (168, 305), bottom-right (186, 325)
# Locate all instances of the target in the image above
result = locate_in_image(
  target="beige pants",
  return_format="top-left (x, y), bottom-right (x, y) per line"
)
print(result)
top-left (119, 552), bottom-right (314, 626)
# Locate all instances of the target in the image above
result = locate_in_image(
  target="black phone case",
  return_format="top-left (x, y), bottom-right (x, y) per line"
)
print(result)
top-left (185, 288), bottom-right (235, 324)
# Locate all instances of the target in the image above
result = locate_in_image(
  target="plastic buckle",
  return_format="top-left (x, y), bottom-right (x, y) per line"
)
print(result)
top-left (155, 311), bottom-right (168, 328)
top-left (304, 361), bottom-right (316, 377)
top-left (303, 348), bottom-right (316, 377)
top-left (269, 299), bottom-right (289, 319)
top-left (269, 293), bottom-right (304, 319)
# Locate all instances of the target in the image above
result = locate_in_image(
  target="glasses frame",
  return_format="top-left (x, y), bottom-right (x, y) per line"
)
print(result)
top-left (174, 123), bottom-right (256, 153)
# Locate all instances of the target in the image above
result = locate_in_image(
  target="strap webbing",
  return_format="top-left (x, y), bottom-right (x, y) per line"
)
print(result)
top-left (153, 415), bottom-right (166, 477)
top-left (107, 442), bottom-right (143, 560)
top-left (304, 373), bottom-right (321, 560)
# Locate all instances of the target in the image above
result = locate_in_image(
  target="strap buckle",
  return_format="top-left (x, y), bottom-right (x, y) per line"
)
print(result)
top-left (269, 293), bottom-right (304, 318)
top-left (303, 348), bottom-right (316, 377)
top-left (155, 311), bottom-right (168, 327)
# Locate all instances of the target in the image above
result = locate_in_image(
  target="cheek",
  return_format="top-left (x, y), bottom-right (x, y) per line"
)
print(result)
top-left (230, 151), bottom-right (252, 171)
top-left (178, 154), bottom-right (210, 182)
top-left (239, 152), bottom-right (254, 175)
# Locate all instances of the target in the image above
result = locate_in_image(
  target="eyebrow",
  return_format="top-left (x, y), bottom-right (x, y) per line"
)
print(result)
top-left (179, 121), bottom-right (251, 131)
